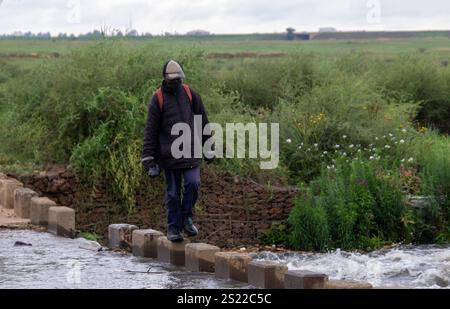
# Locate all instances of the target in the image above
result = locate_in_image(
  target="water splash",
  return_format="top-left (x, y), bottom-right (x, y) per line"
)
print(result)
top-left (253, 245), bottom-right (450, 288)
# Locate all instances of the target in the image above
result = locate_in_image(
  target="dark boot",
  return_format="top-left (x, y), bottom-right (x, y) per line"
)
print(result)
top-left (167, 227), bottom-right (183, 242)
top-left (183, 217), bottom-right (198, 237)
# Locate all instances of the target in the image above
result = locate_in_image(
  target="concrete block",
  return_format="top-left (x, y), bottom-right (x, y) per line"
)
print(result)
top-left (132, 229), bottom-right (164, 258)
top-left (30, 197), bottom-right (57, 226)
top-left (284, 270), bottom-right (329, 289)
top-left (48, 206), bottom-right (75, 238)
top-left (185, 243), bottom-right (220, 273)
top-left (248, 260), bottom-right (288, 289)
top-left (215, 252), bottom-right (253, 283)
top-left (14, 188), bottom-right (38, 218)
top-left (0, 179), bottom-right (23, 209)
top-left (325, 280), bottom-right (373, 289)
top-left (108, 224), bottom-right (138, 250)
top-left (157, 236), bottom-right (190, 266)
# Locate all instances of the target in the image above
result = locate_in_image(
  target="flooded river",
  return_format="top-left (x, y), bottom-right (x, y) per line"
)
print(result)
top-left (1, 229), bottom-right (449, 289)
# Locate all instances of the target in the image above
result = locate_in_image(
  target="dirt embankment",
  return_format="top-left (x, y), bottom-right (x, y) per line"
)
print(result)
top-left (207, 52), bottom-right (286, 59)
top-left (0, 52), bottom-right (60, 59)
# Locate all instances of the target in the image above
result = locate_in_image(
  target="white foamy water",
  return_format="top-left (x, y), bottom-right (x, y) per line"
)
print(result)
top-left (253, 245), bottom-right (450, 288)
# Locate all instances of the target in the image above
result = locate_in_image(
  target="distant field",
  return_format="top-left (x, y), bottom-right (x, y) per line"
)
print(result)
top-left (1, 36), bottom-right (450, 68)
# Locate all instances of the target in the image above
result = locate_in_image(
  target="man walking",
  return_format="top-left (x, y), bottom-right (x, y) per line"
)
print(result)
top-left (142, 60), bottom-right (213, 242)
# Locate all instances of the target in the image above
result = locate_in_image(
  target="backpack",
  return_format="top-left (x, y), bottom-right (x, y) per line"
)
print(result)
top-left (155, 84), bottom-right (193, 112)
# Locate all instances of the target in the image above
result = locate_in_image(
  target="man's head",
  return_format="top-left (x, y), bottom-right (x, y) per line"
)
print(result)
top-left (163, 60), bottom-right (185, 82)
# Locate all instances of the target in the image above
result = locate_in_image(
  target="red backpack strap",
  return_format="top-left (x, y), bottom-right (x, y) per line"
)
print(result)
top-left (155, 88), bottom-right (164, 112)
top-left (155, 85), bottom-right (192, 112)
top-left (183, 84), bottom-right (193, 104)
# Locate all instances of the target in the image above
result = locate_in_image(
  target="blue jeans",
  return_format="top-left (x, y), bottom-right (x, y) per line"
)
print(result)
top-left (164, 167), bottom-right (201, 232)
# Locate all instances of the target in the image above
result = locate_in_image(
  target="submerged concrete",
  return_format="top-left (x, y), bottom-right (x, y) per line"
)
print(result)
top-left (30, 197), bottom-right (57, 226)
top-left (108, 224), bottom-right (139, 250)
top-left (215, 252), bottom-right (253, 283)
top-left (48, 206), bottom-right (75, 238)
top-left (157, 237), bottom-right (190, 267)
top-left (248, 260), bottom-right (288, 289)
top-left (132, 229), bottom-right (164, 258)
top-left (14, 188), bottom-right (38, 219)
top-left (185, 243), bottom-right (220, 273)
top-left (0, 179), bottom-right (23, 209)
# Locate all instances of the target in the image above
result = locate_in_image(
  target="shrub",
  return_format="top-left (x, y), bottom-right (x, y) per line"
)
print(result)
top-left (289, 160), bottom-right (408, 251)
top-left (258, 222), bottom-right (290, 247)
top-left (412, 133), bottom-right (450, 242)
top-left (378, 56), bottom-right (450, 134)
top-left (289, 187), bottom-right (330, 251)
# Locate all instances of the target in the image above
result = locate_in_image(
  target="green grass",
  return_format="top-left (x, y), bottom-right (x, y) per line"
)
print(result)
top-left (1, 36), bottom-right (450, 68)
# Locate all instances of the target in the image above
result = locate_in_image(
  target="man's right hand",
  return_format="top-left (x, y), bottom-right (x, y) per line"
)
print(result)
top-left (142, 158), bottom-right (161, 178)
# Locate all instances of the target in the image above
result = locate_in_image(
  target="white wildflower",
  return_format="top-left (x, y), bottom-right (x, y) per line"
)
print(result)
top-left (408, 157), bottom-right (414, 163)
top-left (385, 145), bottom-right (391, 149)
top-left (400, 139), bottom-right (405, 144)
top-left (286, 139), bottom-right (292, 144)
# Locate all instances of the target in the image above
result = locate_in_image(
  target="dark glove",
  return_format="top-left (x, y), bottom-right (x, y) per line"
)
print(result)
top-left (142, 158), bottom-right (161, 178)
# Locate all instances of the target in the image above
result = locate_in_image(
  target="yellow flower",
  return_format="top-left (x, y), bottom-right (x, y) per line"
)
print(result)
top-left (419, 126), bottom-right (428, 134)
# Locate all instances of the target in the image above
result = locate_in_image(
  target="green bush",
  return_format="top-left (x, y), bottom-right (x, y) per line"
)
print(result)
top-left (0, 41), bottom-right (207, 211)
top-left (220, 58), bottom-right (282, 109)
top-left (377, 56), bottom-right (450, 133)
top-left (289, 188), bottom-right (330, 251)
top-left (258, 222), bottom-right (291, 247)
top-left (412, 133), bottom-right (450, 242)
top-left (289, 160), bottom-right (408, 251)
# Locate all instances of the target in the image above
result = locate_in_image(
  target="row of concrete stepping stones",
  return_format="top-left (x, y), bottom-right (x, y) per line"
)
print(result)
top-left (0, 174), bottom-right (75, 237)
top-left (109, 224), bottom-right (373, 289)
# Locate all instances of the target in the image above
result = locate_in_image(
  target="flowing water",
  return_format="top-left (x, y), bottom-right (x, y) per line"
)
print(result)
top-left (0, 229), bottom-right (248, 289)
top-left (1, 229), bottom-right (449, 289)
top-left (252, 246), bottom-right (450, 289)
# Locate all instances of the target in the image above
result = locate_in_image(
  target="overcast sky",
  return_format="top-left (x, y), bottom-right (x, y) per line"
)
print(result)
top-left (1, 0), bottom-right (450, 35)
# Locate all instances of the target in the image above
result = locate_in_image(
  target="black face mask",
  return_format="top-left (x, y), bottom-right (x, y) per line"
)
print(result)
top-left (164, 79), bottom-right (182, 93)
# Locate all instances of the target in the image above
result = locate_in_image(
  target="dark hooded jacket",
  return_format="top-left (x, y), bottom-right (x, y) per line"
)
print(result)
top-left (142, 80), bottom-right (211, 170)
